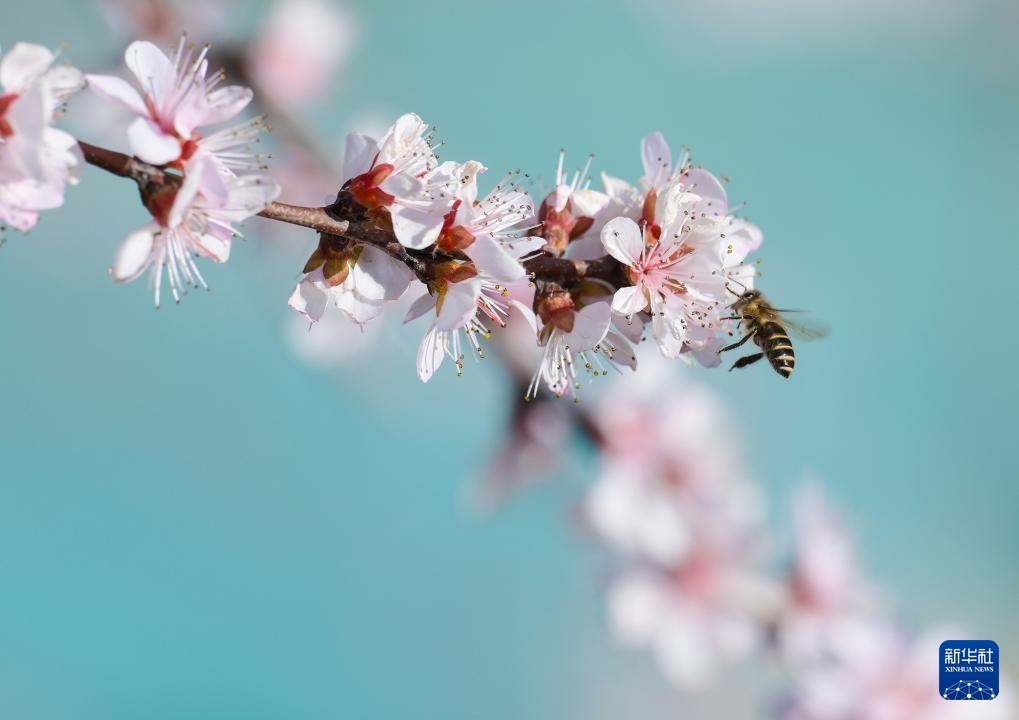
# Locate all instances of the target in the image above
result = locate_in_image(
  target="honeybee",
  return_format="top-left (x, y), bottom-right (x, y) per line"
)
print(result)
top-left (719, 288), bottom-right (826, 378)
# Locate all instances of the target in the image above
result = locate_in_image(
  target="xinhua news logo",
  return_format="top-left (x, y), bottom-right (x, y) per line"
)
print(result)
top-left (940, 640), bottom-right (999, 700)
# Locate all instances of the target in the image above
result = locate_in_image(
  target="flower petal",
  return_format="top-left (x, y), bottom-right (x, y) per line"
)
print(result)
top-left (167, 157), bottom-right (204, 228)
top-left (288, 275), bottom-right (328, 322)
top-left (726, 218), bottom-right (763, 258)
top-left (605, 331), bottom-right (638, 371)
top-left (607, 570), bottom-right (668, 647)
top-left (681, 168), bottom-right (728, 215)
top-left (127, 117), bottom-right (181, 165)
top-left (404, 291), bottom-right (437, 323)
top-left (348, 245), bottom-right (413, 301)
top-left (455, 160), bottom-right (486, 205)
top-left (202, 85), bottom-right (253, 126)
top-left (40, 64), bottom-right (84, 109)
top-left (566, 301), bottom-right (611, 352)
top-left (341, 132), bottom-right (377, 183)
top-left (686, 335), bottom-right (724, 368)
top-left (601, 216), bottom-right (643, 266)
top-left (416, 325), bottom-right (445, 382)
top-left (376, 112), bottom-right (428, 165)
top-left (641, 131), bottom-right (672, 190)
top-left (0, 86), bottom-right (47, 179)
top-left (563, 234), bottom-right (604, 261)
top-left (652, 299), bottom-right (686, 359)
top-left (334, 289), bottom-right (386, 325)
top-left (436, 278), bottom-right (481, 331)
top-left (464, 233), bottom-right (525, 282)
top-left (571, 187), bottom-right (609, 222)
top-left (389, 202), bottom-right (444, 249)
top-left (0, 43), bottom-right (54, 92)
top-left (124, 41), bottom-right (174, 107)
top-left (193, 232), bottom-right (231, 263)
top-left (110, 225), bottom-right (156, 282)
top-left (85, 73), bottom-right (147, 116)
top-left (612, 310), bottom-right (646, 344)
top-left (612, 285), bottom-right (648, 316)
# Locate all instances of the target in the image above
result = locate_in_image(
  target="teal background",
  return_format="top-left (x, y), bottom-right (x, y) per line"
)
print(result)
top-left (2, 1), bottom-right (1017, 717)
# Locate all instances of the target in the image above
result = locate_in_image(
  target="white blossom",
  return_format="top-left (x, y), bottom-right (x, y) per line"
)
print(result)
top-left (0, 43), bottom-right (84, 231)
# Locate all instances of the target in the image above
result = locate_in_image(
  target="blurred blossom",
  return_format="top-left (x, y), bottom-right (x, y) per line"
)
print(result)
top-left (780, 625), bottom-right (1015, 720)
top-left (247, 0), bottom-right (355, 111)
top-left (286, 301), bottom-right (382, 367)
top-left (473, 397), bottom-right (573, 511)
top-left (607, 560), bottom-right (781, 689)
top-left (585, 355), bottom-right (781, 688)
top-left (271, 140), bottom-right (338, 206)
top-left (0, 43), bottom-right (84, 231)
top-left (99, 0), bottom-right (233, 46)
top-left (778, 485), bottom-right (881, 667)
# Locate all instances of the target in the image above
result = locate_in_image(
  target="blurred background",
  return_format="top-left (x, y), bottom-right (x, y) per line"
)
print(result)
top-left (1, 0), bottom-right (1017, 717)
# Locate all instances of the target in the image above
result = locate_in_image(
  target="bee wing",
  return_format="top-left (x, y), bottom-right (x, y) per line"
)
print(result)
top-left (780, 316), bottom-right (829, 341)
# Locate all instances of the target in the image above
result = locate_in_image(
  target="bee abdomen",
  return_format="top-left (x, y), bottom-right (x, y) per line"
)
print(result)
top-left (761, 322), bottom-right (795, 378)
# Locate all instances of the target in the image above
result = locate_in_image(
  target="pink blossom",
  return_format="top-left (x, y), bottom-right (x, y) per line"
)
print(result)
top-left (87, 39), bottom-right (256, 168)
top-left (778, 486), bottom-right (881, 668)
top-left (98, 0), bottom-right (232, 47)
top-left (437, 161), bottom-right (540, 282)
top-left (247, 0), bottom-right (354, 111)
top-left (0, 43), bottom-right (84, 231)
top-left (110, 156), bottom-right (280, 306)
top-left (781, 624), bottom-right (1015, 720)
top-left (404, 247), bottom-right (541, 383)
top-left (526, 300), bottom-right (636, 400)
top-left (288, 244), bottom-right (415, 327)
top-left (341, 113), bottom-right (454, 249)
top-left (600, 167), bottom-right (761, 361)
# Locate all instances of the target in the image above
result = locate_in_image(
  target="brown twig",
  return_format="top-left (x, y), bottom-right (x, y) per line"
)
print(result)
top-left (77, 140), bottom-right (625, 287)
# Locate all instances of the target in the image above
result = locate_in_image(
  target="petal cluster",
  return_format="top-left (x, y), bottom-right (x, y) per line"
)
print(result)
top-left (0, 43), bottom-right (84, 231)
top-left (290, 114), bottom-right (551, 383)
top-left (584, 359), bottom-right (780, 688)
top-left (598, 133), bottom-right (763, 363)
top-left (93, 39), bottom-right (280, 306)
top-left (288, 122), bottom-right (768, 391)
top-left (87, 39), bottom-right (256, 169)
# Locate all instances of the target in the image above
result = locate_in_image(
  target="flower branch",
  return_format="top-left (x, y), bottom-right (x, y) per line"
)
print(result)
top-left (5, 38), bottom-right (762, 395)
top-left (77, 139), bottom-right (628, 291)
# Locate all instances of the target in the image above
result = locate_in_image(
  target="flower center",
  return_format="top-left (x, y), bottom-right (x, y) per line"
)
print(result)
top-left (348, 163), bottom-right (396, 209)
top-left (539, 203), bottom-right (593, 256)
top-left (179, 135), bottom-right (201, 162)
top-left (436, 200), bottom-right (477, 252)
top-left (0, 93), bottom-right (19, 138)
top-left (144, 185), bottom-right (181, 227)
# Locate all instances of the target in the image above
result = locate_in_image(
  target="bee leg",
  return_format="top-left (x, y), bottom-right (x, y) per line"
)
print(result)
top-left (718, 329), bottom-right (757, 354)
top-left (729, 353), bottom-right (764, 372)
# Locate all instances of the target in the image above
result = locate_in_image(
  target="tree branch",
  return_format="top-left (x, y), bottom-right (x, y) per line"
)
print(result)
top-left (77, 140), bottom-right (625, 287)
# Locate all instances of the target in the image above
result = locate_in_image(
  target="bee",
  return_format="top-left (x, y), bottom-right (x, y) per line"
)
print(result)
top-left (719, 288), bottom-right (825, 378)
